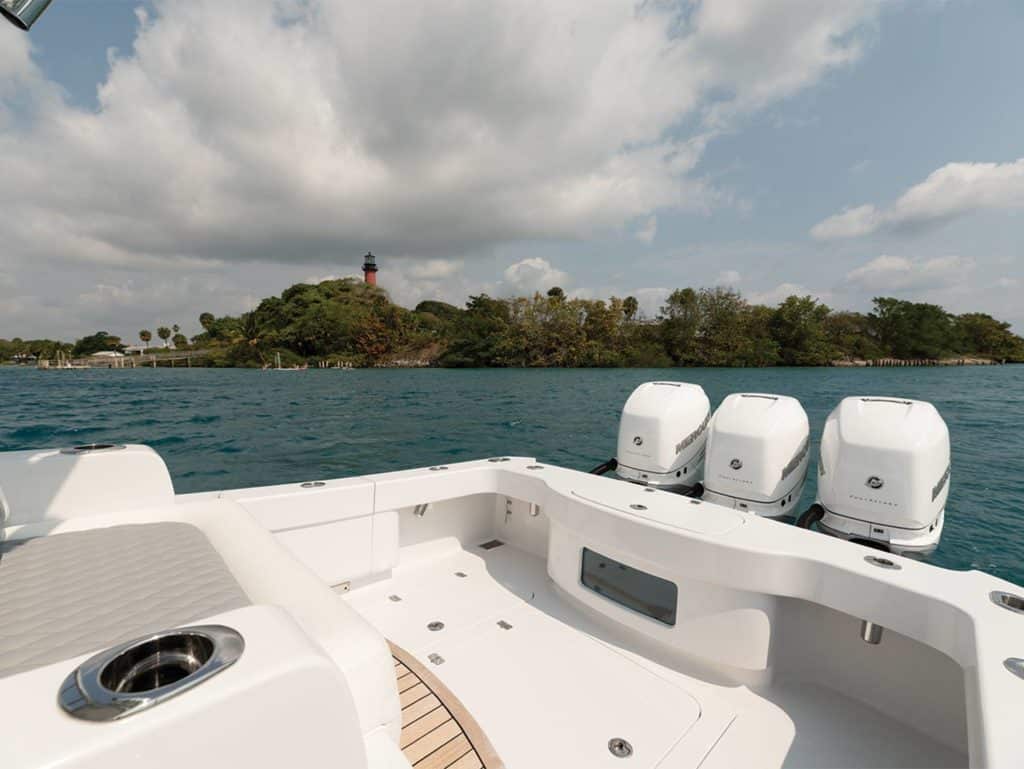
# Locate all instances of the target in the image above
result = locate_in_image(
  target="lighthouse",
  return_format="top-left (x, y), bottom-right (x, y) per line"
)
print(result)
top-left (362, 252), bottom-right (379, 286)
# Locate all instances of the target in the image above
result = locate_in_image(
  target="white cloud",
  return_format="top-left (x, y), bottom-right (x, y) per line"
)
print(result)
top-left (502, 258), bottom-right (569, 295)
top-left (714, 269), bottom-right (742, 285)
top-left (747, 282), bottom-right (829, 306)
top-left (0, 0), bottom-right (880, 277)
top-left (810, 204), bottom-right (880, 240)
top-left (407, 259), bottom-right (463, 281)
top-left (635, 215), bottom-right (658, 244)
top-left (841, 254), bottom-right (975, 292)
top-left (811, 158), bottom-right (1024, 239)
top-left (633, 287), bottom-right (671, 319)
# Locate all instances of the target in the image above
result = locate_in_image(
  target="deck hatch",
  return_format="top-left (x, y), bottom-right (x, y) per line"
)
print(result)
top-left (580, 548), bottom-right (677, 626)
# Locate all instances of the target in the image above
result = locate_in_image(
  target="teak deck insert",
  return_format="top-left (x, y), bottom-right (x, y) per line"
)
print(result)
top-left (389, 641), bottom-right (503, 769)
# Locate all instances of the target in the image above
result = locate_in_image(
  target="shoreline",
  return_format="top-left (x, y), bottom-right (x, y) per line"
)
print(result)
top-left (11, 355), bottom-right (1016, 371)
top-left (830, 357), bottom-right (1007, 367)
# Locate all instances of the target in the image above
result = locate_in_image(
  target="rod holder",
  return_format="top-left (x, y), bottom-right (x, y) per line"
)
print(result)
top-left (1, 0), bottom-right (55, 30)
top-left (860, 620), bottom-right (883, 645)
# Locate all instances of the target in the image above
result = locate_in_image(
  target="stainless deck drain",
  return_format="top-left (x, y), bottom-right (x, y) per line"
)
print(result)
top-left (427, 621), bottom-right (445, 632)
top-left (608, 738), bottom-right (633, 758)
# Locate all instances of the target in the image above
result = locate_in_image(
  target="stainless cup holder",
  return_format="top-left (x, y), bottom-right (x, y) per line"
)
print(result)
top-left (991, 591), bottom-right (1024, 615)
top-left (60, 625), bottom-right (244, 721)
top-left (101, 632), bottom-right (214, 693)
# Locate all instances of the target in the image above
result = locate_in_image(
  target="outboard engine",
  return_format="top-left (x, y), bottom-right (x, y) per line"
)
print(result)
top-left (702, 393), bottom-right (810, 518)
top-left (614, 382), bottom-right (710, 491)
top-left (812, 397), bottom-right (950, 555)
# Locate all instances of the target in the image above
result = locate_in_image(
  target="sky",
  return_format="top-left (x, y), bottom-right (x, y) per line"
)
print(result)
top-left (0, 0), bottom-right (1021, 341)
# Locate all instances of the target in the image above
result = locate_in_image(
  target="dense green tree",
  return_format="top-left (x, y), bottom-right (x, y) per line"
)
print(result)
top-left (870, 298), bottom-right (957, 359)
top-left (695, 288), bottom-right (751, 366)
top-left (955, 313), bottom-right (1024, 361)
top-left (72, 332), bottom-right (125, 357)
top-left (824, 312), bottom-right (885, 360)
top-left (770, 296), bottom-right (834, 366)
top-left (441, 294), bottom-right (514, 367)
top-left (414, 300), bottom-right (462, 322)
top-left (660, 288), bottom-right (700, 364)
top-left (12, 277), bottom-right (1024, 369)
top-left (139, 329), bottom-right (152, 348)
top-left (0, 338), bottom-right (70, 362)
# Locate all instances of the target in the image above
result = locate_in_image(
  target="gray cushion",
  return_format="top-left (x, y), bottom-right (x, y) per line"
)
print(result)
top-left (0, 522), bottom-right (249, 678)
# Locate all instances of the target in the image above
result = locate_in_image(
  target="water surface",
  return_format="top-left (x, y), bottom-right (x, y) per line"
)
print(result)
top-left (3, 366), bottom-right (1022, 584)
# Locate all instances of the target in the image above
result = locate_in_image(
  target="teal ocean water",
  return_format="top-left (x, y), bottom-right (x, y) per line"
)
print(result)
top-left (3, 366), bottom-right (1023, 585)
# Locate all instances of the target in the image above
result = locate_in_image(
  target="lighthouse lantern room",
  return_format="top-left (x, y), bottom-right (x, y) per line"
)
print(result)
top-left (363, 252), bottom-right (379, 286)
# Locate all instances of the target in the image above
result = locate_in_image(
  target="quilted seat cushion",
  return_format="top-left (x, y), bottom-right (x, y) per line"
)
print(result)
top-left (0, 522), bottom-right (249, 678)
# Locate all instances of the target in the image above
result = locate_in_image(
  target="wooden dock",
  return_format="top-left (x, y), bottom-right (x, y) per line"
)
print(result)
top-left (38, 350), bottom-right (211, 369)
top-left (391, 642), bottom-right (503, 769)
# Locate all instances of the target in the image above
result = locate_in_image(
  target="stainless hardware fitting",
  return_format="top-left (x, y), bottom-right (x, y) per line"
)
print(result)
top-left (608, 738), bottom-right (633, 758)
top-left (1004, 658), bottom-right (1024, 680)
top-left (59, 625), bottom-right (244, 722)
top-left (1, 0), bottom-right (56, 32)
top-left (60, 443), bottom-right (126, 456)
top-left (865, 555), bottom-right (902, 570)
top-left (860, 620), bottom-right (883, 645)
top-left (991, 591), bottom-right (1024, 615)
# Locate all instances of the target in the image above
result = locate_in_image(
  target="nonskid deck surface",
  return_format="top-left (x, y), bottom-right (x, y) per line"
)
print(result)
top-left (346, 539), bottom-right (964, 769)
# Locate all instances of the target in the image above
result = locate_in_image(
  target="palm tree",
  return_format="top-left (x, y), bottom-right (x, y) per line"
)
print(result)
top-left (623, 296), bottom-right (639, 321)
top-left (139, 329), bottom-right (152, 348)
top-left (157, 326), bottom-right (171, 347)
top-left (199, 312), bottom-right (215, 331)
top-left (172, 324), bottom-right (180, 335)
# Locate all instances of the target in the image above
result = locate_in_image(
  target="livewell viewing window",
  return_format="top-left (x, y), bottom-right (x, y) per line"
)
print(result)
top-left (580, 548), bottom-right (677, 626)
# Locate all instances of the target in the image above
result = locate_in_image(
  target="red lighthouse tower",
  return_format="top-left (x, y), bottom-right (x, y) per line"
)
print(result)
top-left (362, 252), bottom-right (379, 286)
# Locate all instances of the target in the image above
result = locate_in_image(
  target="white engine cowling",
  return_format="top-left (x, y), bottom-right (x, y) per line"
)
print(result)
top-left (816, 396), bottom-right (950, 555)
top-left (702, 393), bottom-right (810, 518)
top-left (615, 381), bottom-right (710, 490)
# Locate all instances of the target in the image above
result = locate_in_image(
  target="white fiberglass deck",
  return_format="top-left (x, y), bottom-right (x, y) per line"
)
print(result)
top-left (345, 537), bottom-right (966, 769)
